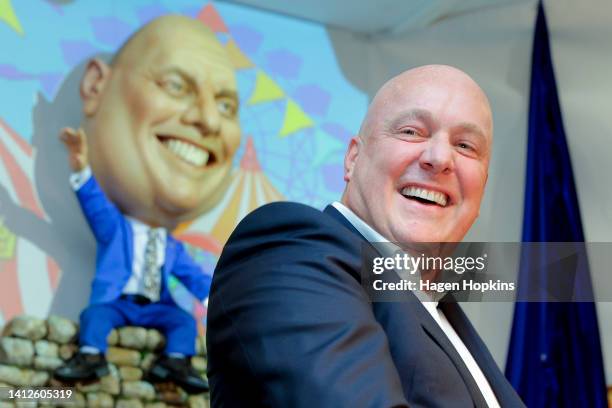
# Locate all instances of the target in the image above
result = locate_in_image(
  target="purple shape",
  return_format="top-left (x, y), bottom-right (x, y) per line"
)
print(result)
top-left (60, 40), bottom-right (99, 66)
top-left (321, 122), bottom-right (353, 142)
top-left (38, 73), bottom-right (64, 99)
top-left (321, 163), bottom-right (346, 192)
top-left (292, 84), bottom-right (331, 116)
top-left (90, 16), bottom-right (134, 48)
top-left (137, 4), bottom-right (168, 24)
top-left (0, 64), bottom-right (32, 80)
top-left (229, 24), bottom-right (262, 55)
top-left (265, 49), bottom-right (301, 79)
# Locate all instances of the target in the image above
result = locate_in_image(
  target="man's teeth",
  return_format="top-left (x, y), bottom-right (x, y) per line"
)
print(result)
top-left (401, 186), bottom-right (448, 207)
top-left (164, 139), bottom-right (209, 166)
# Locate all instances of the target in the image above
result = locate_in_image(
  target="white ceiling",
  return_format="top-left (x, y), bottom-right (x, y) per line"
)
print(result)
top-left (216, 0), bottom-right (527, 36)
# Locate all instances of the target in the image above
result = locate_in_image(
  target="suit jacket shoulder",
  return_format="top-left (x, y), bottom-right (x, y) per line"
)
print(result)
top-left (208, 201), bottom-right (408, 408)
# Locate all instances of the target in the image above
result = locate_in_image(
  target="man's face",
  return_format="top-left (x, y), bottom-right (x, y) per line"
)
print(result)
top-left (343, 68), bottom-right (492, 244)
top-left (86, 22), bottom-right (240, 228)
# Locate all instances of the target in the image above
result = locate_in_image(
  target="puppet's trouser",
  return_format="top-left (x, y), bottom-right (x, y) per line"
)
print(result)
top-left (79, 298), bottom-right (197, 355)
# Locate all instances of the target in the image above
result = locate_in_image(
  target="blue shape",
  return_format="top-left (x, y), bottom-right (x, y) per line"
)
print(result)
top-left (90, 16), bottom-right (133, 48)
top-left (0, 64), bottom-right (31, 80)
top-left (60, 40), bottom-right (98, 66)
top-left (293, 84), bottom-right (330, 116)
top-left (228, 23), bottom-right (262, 55)
top-left (265, 49), bottom-right (301, 79)
top-left (321, 122), bottom-right (353, 142)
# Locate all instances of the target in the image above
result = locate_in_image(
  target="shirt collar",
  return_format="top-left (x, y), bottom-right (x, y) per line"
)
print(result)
top-left (331, 201), bottom-right (437, 304)
top-left (126, 215), bottom-right (167, 242)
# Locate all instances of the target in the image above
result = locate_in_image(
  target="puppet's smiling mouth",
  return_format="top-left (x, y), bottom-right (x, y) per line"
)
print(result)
top-left (157, 135), bottom-right (216, 167)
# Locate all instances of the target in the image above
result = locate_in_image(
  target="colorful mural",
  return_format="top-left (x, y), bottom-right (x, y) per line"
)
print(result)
top-left (0, 0), bottom-right (367, 328)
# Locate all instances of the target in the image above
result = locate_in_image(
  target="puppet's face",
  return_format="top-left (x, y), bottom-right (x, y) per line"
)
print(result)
top-left (84, 19), bottom-right (240, 228)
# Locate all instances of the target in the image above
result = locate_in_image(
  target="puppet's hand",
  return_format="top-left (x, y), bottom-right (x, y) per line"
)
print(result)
top-left (59, 127), bottom-right (88, 171)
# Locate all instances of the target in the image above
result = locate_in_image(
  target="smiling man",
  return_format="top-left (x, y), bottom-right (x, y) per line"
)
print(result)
top-left (53, 15), bottom-right (240, 394)
top-left (208, 65), bottom-right (524, 407)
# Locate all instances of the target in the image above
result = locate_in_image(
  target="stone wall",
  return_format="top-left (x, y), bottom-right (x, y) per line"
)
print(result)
top-left (0, 315), bottom-right (209, 408)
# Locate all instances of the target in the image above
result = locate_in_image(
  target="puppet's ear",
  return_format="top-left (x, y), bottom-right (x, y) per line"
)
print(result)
top-left (80, 58), bottom-right (111, 116)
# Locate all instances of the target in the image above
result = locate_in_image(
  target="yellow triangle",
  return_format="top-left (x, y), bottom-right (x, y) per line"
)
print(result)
top-left (279, 99), bottom-right (314, 137)
top-left (248, 70), bottom-right (285, 104)
top-left (226, 40), bottom-right (254, 70)
top-left (0, 0), bottom-right (23, 35)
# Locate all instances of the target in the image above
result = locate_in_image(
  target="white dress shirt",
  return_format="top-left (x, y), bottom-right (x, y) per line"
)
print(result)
top-left (331, 201), bottom-right (500, 408)
top-left (70, 166), bottom-right (166, 300)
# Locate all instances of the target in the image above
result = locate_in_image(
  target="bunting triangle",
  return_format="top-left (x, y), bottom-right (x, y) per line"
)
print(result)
top-left (279, 99), bottom-right (314, 137)
top-left (196, 3), bottom-right (228, 33)
top-left (226, 40), bottom-right (254, 69)
top-left (0, 0), bottom-right (23, 35)
top-left (248, 71), bottom-right (285, 104)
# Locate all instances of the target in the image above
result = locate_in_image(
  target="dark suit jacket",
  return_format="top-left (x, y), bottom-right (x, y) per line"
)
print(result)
top-left (75, 174), bottom-right (211, 305)
top-left (207, 202), bottom-right (524, 408)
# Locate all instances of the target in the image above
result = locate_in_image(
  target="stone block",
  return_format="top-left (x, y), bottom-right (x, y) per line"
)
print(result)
top-left (33, 356), bottom-right (63, 371)
top-left (0, 365), bottom-right (48, 386)
top-left (140, 353), bottom-right (155, 371)
top-left (3, 316), bottom-right (47, 341)
top-left (145, 330), bottom-right (164, 351)
top-left (0, 337), bottom-right (34, 367)
top-left (188, 394), bottom-right (209, 408)
top-left (58, 344), bottom-right (77, 361)
top-left (191, 357), bottom-right (207, 373)
top-left (119, 366), bottom-right (143, 381)
top-left (107, 330), bottom-right (118, 346)
top-left (46, 316), bottom-right (76, 344)
top-left (195, 336), bottom-right (206, 357)
top-left (122, 381), bottom-right (156, 401)
top-left (144, 403), bottom-right (168, 408)
top-left (33, 341), bottom-right (58, 358)
top-left (116, 399), bottom-right (144, 408)
top-left (106, 347), bottom-right (141, 367)
top-left (118, 327), bottom-right (148, 350)
top-left (86, 392), bottom-right (114, 408)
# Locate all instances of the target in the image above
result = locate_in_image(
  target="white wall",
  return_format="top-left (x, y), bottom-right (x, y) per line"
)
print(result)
top-left (328, 0), bottom-right (611, 382)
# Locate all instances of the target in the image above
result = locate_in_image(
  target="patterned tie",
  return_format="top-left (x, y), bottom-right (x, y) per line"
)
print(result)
top-left (142, 228), bottom-right (161, 302)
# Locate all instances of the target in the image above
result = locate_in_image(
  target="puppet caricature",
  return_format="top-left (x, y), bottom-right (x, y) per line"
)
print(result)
top-left (53, 15), bottom-right (240, 394)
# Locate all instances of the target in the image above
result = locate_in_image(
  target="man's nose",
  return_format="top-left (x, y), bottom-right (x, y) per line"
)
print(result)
top-left (182, 91), bottom-right (221, 136)
top-left (419, 135), bottom-right (454, 175)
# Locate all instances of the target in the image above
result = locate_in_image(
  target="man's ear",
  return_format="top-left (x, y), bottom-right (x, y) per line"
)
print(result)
top-left (80, 58), bottom-right (111, 116)
top-left (343, 136), bottom-right (361, 182)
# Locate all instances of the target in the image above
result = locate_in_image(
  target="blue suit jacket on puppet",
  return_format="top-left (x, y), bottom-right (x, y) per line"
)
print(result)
top-left (75, 175), bottom-right (211, 306)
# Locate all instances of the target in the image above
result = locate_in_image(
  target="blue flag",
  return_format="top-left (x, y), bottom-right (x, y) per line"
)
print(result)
top-left (505, 2), bottom-right (607, 407)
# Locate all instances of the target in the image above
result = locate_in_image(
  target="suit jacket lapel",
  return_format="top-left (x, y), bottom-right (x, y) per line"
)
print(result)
top-left (439, 299), bottom-right (524, 407)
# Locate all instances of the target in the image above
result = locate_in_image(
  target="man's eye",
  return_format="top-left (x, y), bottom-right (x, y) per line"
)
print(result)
top-left (402, 128), bottom-right (419, 136)
top-left (160, 75), bottom-right (189, 96)
top-left (458, 142), bottom-right (474, 150)
top-left (217, 99), bottom-right (237, 118)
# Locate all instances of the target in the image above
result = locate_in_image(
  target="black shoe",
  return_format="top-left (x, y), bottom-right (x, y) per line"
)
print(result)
top-left (147, 355), bottom-right (209, 394)
top-left (54, 352), bottom-right (109, 382)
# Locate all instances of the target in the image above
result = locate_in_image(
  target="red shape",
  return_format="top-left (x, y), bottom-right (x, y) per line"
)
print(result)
top-left (176, 232), bottom-right (222, 255)
top-left (196, 3), bottom-right (228, 33)
top-left (0, 118), bottom-right (32, 157)
top-left (0, 254), bottom-right (24, 321)
top-left (47, 257), bottom-right (61, 290)
top-left (240, 137), bottom-right (261, 171)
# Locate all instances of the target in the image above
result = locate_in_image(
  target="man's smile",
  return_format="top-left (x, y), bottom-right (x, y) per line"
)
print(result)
top-left (399, 184), bottom-right (450, 207)
top-left (156, 134), bottom-right (218, 168)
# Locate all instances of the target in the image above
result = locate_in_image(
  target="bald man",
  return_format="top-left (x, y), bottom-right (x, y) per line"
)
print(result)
top-left (53, 15), bottom-right (240, 394)
top-left (208, 66), bottom-right (525, 407)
